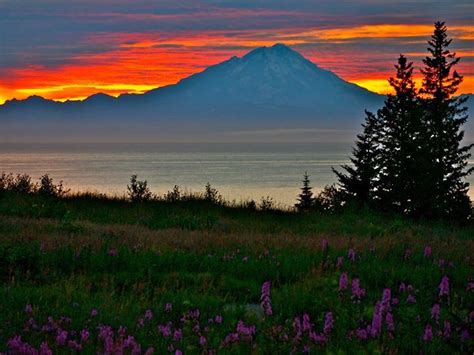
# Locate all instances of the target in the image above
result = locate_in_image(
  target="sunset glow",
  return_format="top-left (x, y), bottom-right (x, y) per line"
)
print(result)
top-left (1, 1), bottom-right (473, 104)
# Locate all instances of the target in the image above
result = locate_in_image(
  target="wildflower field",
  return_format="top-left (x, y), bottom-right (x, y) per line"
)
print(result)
top-left (0, 191), bottom-right (473, 353)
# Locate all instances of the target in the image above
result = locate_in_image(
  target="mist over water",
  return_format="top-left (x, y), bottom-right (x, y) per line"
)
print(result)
top-left (1, 142), bottom-right (473, 207)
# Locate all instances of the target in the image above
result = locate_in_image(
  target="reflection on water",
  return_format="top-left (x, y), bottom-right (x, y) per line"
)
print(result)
top-left (1, 143), bottom-right (473, 207)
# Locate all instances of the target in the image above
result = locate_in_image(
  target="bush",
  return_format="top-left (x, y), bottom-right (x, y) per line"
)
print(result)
top-left (10, 173), bottom-right (36, 194)
top-left (0, 173), bottom-right (13, 196)
top-left (127, 175), bottom-right (152, 202)
top-left (38, 174), bottom-right (69, 197)
top-left (314, 184), bottom-right (345, 212)
top-left (259, 196), bottom-right (275, 211)
top-left (165, 185), bottom-right (181, 202)
top-left (204, 183), bottom-right (222, 204)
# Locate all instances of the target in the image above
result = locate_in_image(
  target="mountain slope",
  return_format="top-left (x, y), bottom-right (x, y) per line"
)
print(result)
top-left (0, 44), bottom-right (392, 141)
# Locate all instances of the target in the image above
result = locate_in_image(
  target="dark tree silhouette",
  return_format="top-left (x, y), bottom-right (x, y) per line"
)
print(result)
top-left (127, 175), bottom-right (152, 202)
top-left (377, 55), bottom-right (424, 213)
top-left (295, 172), bottom-right (315, 212)
top-left (419, 21), bottom-right (473, 219)
top-left (333, 111), bottom-right (381, 206)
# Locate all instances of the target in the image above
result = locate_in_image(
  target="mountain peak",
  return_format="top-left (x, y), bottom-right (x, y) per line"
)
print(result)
top-left (244, 43), bottom-right (301, 59)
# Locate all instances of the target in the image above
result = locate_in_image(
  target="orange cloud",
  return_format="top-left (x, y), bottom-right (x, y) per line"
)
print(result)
top-left (1, 24), bottom-right (473, 104)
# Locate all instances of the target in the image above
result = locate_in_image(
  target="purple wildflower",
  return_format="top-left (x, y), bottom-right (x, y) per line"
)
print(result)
top-left (40, 341), bottom-right (53, 355)
top-left (431, 304), bottom-right (440, 322)
top-left (351, 278), bottom-right (365, 300)
top-left (370, 302), bottom-right (383, 337)
top-left (336, 256), bottom-right (344, 268)
top-left (25, 304), bottom-right (33, 314)
top-left (80, 329), bottom-right (90, 343)
top-left (439, 276), bottom-right (450, 297)
top-left (424, 246), bottom-right (432, 257)
top-left (165, 303), bottom-right (172, 312)
top-left (173, 329), bottom-right (182, 342)
top-left (338, 272), bottom-right (349, 292)
top-left (322, 239), bottom-right (328, 252)
top-left (56, 329), bottom-right (68, 346)
top-left (90, 308), bottom-right (98, 318)
top-left (323, 312), bottom-right (334, 334)
top-left (348, 248), bottom-right (356, 262)
top-left (144, 309), bottom-right (153, 321)
top-left (423, 324), bottom-right (433, 342)
top-left (407, 294), bottom-right (416, 304)
top-left (260, 281), bottom-right (273, 316)
top-left (215, 315), bottom-right (223, 324)
top-left (199, 336), bottom-right (207, 347)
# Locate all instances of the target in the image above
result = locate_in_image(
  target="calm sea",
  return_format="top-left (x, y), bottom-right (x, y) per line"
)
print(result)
top-left (1, 143), bottom-right (472, 207)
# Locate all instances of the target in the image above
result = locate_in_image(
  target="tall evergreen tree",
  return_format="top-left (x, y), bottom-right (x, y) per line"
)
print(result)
top-left (333, 110), bottom-right (381, 205)
top-left (377, 55), bottom-right (424, 214)
top-left (295, 172), bottom-right (315, 212)
top-left (419, 21), bottom-right (473, 219)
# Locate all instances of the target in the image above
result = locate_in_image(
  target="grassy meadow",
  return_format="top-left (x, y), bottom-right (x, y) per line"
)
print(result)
top-left (0, 190), bottom-right (473, 353)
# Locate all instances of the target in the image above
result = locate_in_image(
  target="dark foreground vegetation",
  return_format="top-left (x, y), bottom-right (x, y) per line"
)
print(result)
top-left (1, 173), bottom-right (473, 353)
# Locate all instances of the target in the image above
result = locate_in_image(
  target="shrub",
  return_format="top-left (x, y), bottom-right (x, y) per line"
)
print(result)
top-left (165, 185), bottom-right (181, 202)
top-left (38, 174), bottom-right (69, 197)
top-left (0, 172), bottom-right (14, 192)
top-left (259, 196), bottom-right (274, 211)
top-left (10, 173), bottom-right (36, 194)
top-left (127, 175), bottom-right (152, 202)
top-left (314, 184), bottom-right (345, 212)
top-left (204, 183), bottom-right (222, 204)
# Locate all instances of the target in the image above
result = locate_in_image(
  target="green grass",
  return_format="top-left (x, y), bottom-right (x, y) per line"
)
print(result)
top-left (0, 191), bottom-right (473, 353)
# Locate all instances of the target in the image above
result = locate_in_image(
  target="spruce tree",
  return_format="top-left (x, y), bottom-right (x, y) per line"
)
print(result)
top-left (333, 110), bottom-right (381, 205)
top-left (419, 21), bottom-right (473, 219)
top-left (295, 172), bottom-right (315, 212)
top-left (377, 55), bottom-right (424, 214)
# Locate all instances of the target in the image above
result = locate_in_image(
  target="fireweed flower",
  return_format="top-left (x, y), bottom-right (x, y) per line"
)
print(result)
top-left (80, 329), bottom-right (90, 343)
top-left (144, 309), bottom-right (153, 321)
top-left (56, 329), bottom-right (68, 346)
top-left (431, 304), bottom-right (440, 322)
top-left (370, 302), bottom-right (383, 337)
top-left (351, 278), bottom-right (365, 301)
top-left (199, 336), bottom-right (207, 347)
top-left (336, 256), bottom-right (344, 268)
top-left (382, 288), bottom-right (391, 308)
top-left (323, 312), bottom-right (334, 334)
top-left (424, 246), bottom-right (432, 257)
top-left (40, 341), bottom-right (53, 355)
top-left (108, 248), bottom-right (118, 257)
top-left (173, 329), bottom-right (183, 342)
top-left (260, 281), bottom-right (273, 316)
top-left (407, 294), bottom-right (416, 304)
top-left (302, 314), bottom-right (312, 332)
top-left (460, 329), bottom-right (470, 342)
top-left (90, 308), bottom-right (98, 318)
top-left (439, 276), bottom-right (450, 297)
top-left (399, 282), bottom-right (406, 293)
top-left (338, 272), bottom-right (349, 292)
top-left (215, 315), bottom-right (223, 324)
top-left (25, 304), bottom-right (33, 314)
top-left (348, 248), bottom-right (356, 262)
top-left (165, 303), bottom-right (173, 312)
top-left (423, 324), bottom-right (433, 342)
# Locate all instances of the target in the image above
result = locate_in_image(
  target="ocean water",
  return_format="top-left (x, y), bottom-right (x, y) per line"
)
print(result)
top-left (0, 142), bottom-right (472, 207)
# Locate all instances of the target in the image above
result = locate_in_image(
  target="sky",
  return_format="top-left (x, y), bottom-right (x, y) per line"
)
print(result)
top-left (0, 0), bottom-right (473, 104)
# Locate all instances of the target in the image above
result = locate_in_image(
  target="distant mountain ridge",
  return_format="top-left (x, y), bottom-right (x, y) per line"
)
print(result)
top-left (1, 44), bottom-right (472, 142)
